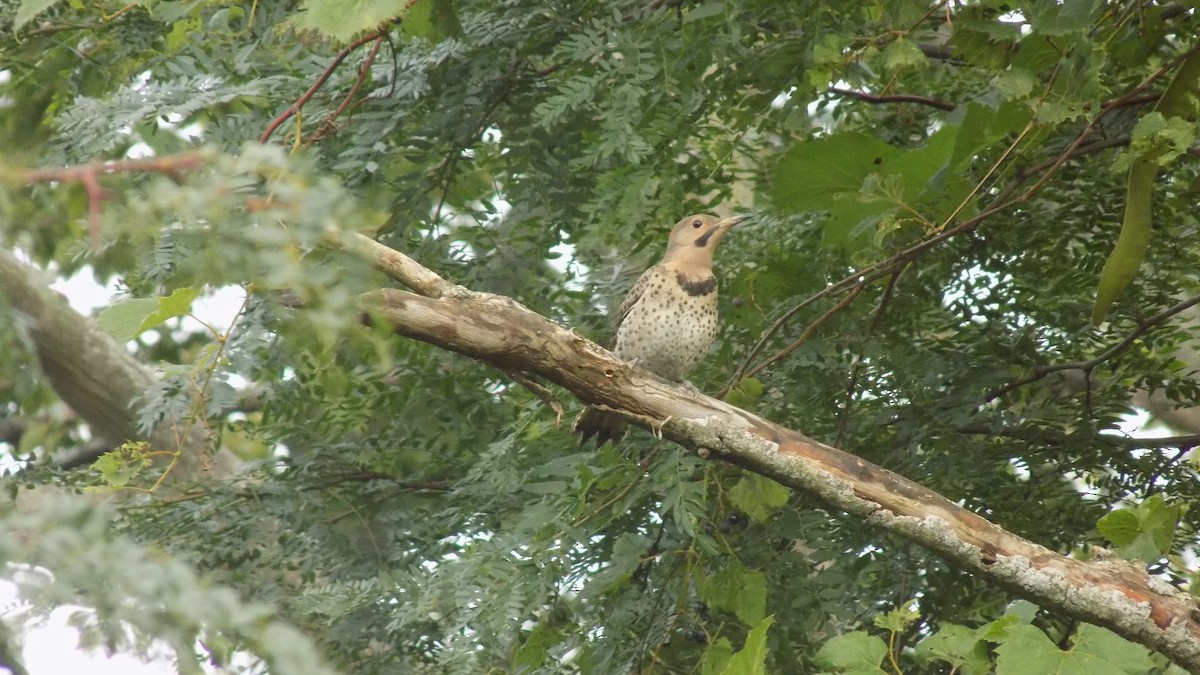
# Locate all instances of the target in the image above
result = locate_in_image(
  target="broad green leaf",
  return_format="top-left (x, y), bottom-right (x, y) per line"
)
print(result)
top-left (95, 288), bottom-right (201, 343)
top-left (994, 624), bottom-right (1064, 674)
top-left (96, 297), bottom-right (161, 343)
top-left (299, 0), bottom-right (408, 43)
top-left (1096, 509), bottom-right (1140, 547)
top-left (725, 376), bottom-right (763, 409)
top-left (700, 562), bottom-right (767, 627)
top-left (882, 38), bottom-right (927, 70)
top-left (722, 615), bottom-right (774, 675)
top-left (1070, 624), bottom-right (1155, 673)
top-left (915, 624), bottom-right (990, 674)
top-left (814, 631), bottom-right (887, 673)
top-left (771, 132), bottom-right (901, 247)
top-left (91, 442), bottom-right (153, 488)
top-left (872, 601), bottom-right (919, 632)
top-left (773, 128), bottom-right (961, 247)
top-left (142, 287), bottom-right (202, 331)
top-left (727, 473), bottom-right (790, 523)
top-left (402, 0), bottom-right (464, 42)
top-left (995, 623), bottom-right (1154, 674)
top-left (1097, 495), bottom-right (1182, 562)
top-left (13, 0), bottom-right (61, 30)
top-left (995, 69), bottom-right (1036, 100)
top-left (1031, 0), bottom-right (1102, 36)
top-left (701, 637), bottom-right (735, 675)
top-left (515, 622), bottom-right (565, 669)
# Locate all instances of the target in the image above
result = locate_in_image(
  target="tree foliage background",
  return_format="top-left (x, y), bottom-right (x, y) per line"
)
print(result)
top-left (1, 0), bottom-right (1200, 673)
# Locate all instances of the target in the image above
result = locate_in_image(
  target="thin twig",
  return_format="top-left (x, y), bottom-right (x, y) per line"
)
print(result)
top-left (828, 86), bottom-right (956, 111)
top-left (958, 426), bottom-right (1200, 450)
top-left (836, 266), bottom-right (905, 446)
top-left (738, 284), bottom-right (865, 385)
top-left (504, 369), bottom-right (565, 425)
top-left (307, 35), bottom-right (386, 144)
top-left (260, 28), bottom-right (390, 145)
top-left (985, 292), bottom-right (1200, 402)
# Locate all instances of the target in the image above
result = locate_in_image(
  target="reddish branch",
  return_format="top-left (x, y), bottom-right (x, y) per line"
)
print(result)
top-left (259, 29), bottom-right (390, 145)
top-left (307, 36), bottom-right (387, 144)
top-left (19, 151), bottom-right (211, 245)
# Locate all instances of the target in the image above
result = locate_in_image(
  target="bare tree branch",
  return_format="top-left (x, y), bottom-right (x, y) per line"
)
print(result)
top-left (347, 240), bottom-right (1200, 671)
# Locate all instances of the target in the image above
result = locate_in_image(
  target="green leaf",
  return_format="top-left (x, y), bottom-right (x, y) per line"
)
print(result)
top-left (995, 69), bottom-right (1036, 100)
top-left (701, 637), bottom-right (735, 675)
top-left (882, 38), bottom-right (928, 70)
top-left (96, 287), bottom-right (201, 343)
top-left (700, 562), bottom-right (767, 627)
top-left (727, 473), bottom-right (791, 523)
top-left (1096, 509), bottom-right (1140, 547)
top-left (515, 622), bottom-right (565, 669)
top-left (402, 0), bottom-right (464, 42)
top-left (91, 442), bottom-right (153, 488)
top-left (299, 0), bottom-right (408, 43)
top-left (725, 376), bottom-right (763, 409)
top-left (1031, 0), bottom-right (1102, 36)
top-left (771, 132), bottom-right (898, 211)
top-left (1070, 624), bottom-right (1155, 673)
top-left (721, 615), bottom-right (774, 675)
top-left (13, 0), bottom-right (62, 31)
top-left (815, 631), bottom-right (888, 673)
top-left (872, 600), bottom-right (919, 632)
top-left (915, 624), bottom-right (990, 674)
top-left (995, 623), bottom-right (1154, 675)
top-left (771, 132), bottom-right (900, 247)
top-left (1097, 495), bottom-right (1182, 562)
top-left (994, 624), bottom-right (1063, 674)
top-left (96, 298), bottom-right (161, 343)
top-left (143, 287), bottom-right (202, 329)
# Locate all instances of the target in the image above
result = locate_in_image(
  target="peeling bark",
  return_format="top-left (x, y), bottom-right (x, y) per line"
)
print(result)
top-left (348, 233), bottom-right (1200, 672)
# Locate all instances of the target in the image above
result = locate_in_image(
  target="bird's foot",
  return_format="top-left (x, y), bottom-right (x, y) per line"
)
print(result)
top-left (678, 379), bottom-right (703, 395)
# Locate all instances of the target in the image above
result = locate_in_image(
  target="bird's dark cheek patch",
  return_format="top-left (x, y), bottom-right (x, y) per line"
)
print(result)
top-left (694, 228), bottom-right (716, 247)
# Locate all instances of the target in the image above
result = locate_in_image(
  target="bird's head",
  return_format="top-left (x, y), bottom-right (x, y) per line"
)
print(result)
top-left (663, 213), bottom-right (748, 265)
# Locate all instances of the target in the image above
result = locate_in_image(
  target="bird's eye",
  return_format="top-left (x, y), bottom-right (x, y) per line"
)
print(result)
top-left (692, 219), bottom-right (703, 228)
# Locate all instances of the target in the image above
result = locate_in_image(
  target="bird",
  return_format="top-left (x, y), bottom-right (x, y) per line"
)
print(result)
top-left (573, 213), bottom-right (747, 446)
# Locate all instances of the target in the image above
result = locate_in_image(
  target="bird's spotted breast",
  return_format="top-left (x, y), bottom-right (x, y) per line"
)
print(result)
top-left (675, 271), bottom-right (717, 297)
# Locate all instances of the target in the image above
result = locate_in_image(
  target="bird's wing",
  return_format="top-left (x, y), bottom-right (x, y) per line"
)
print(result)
top-left (610, 266), bottom-right (658, 348)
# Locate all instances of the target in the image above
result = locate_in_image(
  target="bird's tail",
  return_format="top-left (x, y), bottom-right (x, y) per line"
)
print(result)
top-left (572, 406), bottom-right (627, 447)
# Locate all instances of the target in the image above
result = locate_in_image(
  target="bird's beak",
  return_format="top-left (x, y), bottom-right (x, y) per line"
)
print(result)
top-left (716, 215), bottom-right (749, 232)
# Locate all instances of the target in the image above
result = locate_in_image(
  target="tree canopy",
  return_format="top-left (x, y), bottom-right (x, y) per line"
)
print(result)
top-left (2, 1), bottom-right (1200, 673)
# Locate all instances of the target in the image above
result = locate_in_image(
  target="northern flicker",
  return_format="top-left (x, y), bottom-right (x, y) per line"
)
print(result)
top-left (573, 213), bottom-right (747, 446)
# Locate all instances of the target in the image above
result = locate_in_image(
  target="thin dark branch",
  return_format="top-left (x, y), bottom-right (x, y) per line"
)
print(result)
top-left (959, 426), bottom-right (1200, 450)
top-left (741, 284), bottom-right (864, 383)
top-left (828, 86), bottom-right (956, 111)
top-left (985, 292), bottom-right (1200, 402)
top-left (303, 471), bottom-right (451, 491)
top-left (836, 265), bottom-right (906, 446)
